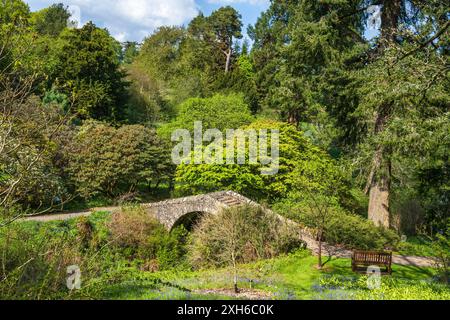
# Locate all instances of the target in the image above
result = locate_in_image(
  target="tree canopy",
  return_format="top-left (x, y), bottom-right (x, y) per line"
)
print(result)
top-left (55, 22), bottom-right (129, 122)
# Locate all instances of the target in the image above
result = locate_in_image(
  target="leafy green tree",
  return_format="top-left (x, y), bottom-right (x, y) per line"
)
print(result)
top-left (250, 0), bottom-right (449, 232)
top-left (0, 3), bottom-right (73, 218)
top-left (220, 53), bottom-right (259, 114)
top-left (124, 63), bottom-right (170, 125)
top-left (0, 3), bottom-right (63, 93)
top-left (248, 0), bottom-right (295, 117)
top-left (209, 6), bottom-right (243, 73)
top-left (158, 93), bottom-right (253, 139)
top-left (121, 41), bottom-right (139, 64)
top-left (54, 22), bottom-right (129, 122)
top-left (175, 7), bottom-right (243, 96)
top-left (0, 0), bottom-right (29, 26)
top-left (134, 9), bottom-right (247, 104)
top-left (175, 120), bottom-right (348, 203)
top-left (0, 0), bottom-right (30, 71)
top-left (134, 26), bottom-right (193, 105)
top-left (186, 6), bottom-right (242, 74)
top-left (67, 121), bottom-right (173, 199)
top-left (32, 3), bottom-right (71, 37)
top-left (138, 26), bottom-right (185, 82)
top-left (250, 0), bottom-right (364, 126)
top-left (332, 1), bottom-right (450, 228)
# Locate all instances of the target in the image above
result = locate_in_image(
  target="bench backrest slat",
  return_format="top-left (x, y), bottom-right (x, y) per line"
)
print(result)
top-left (352, 251), bottom-right (392, 265)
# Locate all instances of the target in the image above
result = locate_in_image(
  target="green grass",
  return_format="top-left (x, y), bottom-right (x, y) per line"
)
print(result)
top-left (101, 250), bottom-right (446, 300)
top-left (6, 215), bottom-right (447, 300)
top-left (396, 236), bottom-right (437, 257)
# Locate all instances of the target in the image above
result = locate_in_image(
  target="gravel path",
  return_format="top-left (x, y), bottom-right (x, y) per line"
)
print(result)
top-left (21, 207), bottom-right (118, 222)
top-left (300, 233), bottom-right (437, 268)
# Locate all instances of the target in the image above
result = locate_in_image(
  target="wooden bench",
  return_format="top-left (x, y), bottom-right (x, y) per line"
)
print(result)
top-left (351, 250), bottom-right (393, 275)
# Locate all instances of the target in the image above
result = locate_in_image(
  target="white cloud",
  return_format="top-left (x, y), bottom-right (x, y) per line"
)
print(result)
top-left (27, 0), bottom-right (199, 41)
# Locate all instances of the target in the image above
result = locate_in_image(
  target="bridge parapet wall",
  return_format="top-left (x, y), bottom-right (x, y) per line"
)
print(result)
top-left (143, 194), bottom-right (226, 229)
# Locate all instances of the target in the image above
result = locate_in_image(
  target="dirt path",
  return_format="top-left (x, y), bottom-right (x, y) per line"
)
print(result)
top-left (20, 207), bottom-right (437, 268)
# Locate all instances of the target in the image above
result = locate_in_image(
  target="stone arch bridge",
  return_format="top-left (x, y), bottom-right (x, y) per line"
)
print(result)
top-left (22, 191), bottom-right (260, 231)
top-left (143, 191), bottom-right (257, 230)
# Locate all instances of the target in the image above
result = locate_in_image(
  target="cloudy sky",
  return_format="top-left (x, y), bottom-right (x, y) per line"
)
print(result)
top-left (25, 0), bottom-right (270, 42)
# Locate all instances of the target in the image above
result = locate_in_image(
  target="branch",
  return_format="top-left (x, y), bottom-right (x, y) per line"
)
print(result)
top-left (396, 20), bottom-right (450, 62)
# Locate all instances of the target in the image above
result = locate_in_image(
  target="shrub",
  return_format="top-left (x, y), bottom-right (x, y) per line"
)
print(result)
top-left (188, 205), bottom-right (302, 269)
top-left (431, 222), bottom-right (450, 283)
top-left (0, 95), bottom-right (70, 210)
top-left (188, 204), bottom-right (302, 292)
top-left (274, 197), bottom-right (399, 250)
top-left (107, 206), bottom-right (188, 270)
top-left (67, 121), bottom-right (174, 199)
top-left (76, 216), bottom-right (95, 250)
top-left (107, 206), bottom-right (163, 248)
top-left (0, 208), bottom-right (189, 299)
top-left (0, 221), bottom-right (83, 299)
top-left (397, 236), bottom-right (436, 257)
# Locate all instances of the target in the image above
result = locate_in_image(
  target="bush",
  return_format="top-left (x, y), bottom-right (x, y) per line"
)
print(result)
top-left (0, 221), bottom-right (83, 299)
top-left (67, 121), bottom-right (174, 199)
top-left (108, 206), bottom-right (162, 249)
top-left (0, 208), bottom-right (189, 299)
top-left (0, 96), bottom-right (70, 210)
top-left (175, 120), bottom-right (351, 204)
top-left (397, 236), bottom-right (436, 257)
top-left (274, 197), bottom-right (399, 250)
top-left (107, 206), bottom-right (188, 270)
top-left (188, 205), bottom-right (303, 269)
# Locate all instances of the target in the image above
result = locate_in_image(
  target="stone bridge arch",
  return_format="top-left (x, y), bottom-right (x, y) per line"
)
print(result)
top-left (143, 191), bottom-right (255, 230)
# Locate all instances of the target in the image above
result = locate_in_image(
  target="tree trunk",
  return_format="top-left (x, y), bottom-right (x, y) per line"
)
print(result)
top-left (361, 0), bottom-right (408, 229)
top-left (232, 253), bottom-right (239, 293)
top-left (366, 146), bottom-right (391, 228)
top-left (380, 0), bottom-right (402, 44)
top-left (368, 173), bottom-right (391, 228)
top-left (287, 109), bottom-right (300, 127)
top-left (317, 229), bottom-right (323, 269)
top-left (365, 2), bottom-right (401, 228)
top-left (366, 92), bottom-right (393, 227)
top-left (225, 49), bottom-right (231, 73)
top-left (234, 274), bottom-right (239, 294)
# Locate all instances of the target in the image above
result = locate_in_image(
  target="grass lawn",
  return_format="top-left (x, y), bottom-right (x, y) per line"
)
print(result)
top-left (396, 236), bottom-right (437, 257)
top-left (101, 250), bottom-right (446, 300)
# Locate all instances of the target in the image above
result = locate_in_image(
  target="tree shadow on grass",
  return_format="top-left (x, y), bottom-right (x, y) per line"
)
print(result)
top-left (392, 264), bottom-right (436, 280)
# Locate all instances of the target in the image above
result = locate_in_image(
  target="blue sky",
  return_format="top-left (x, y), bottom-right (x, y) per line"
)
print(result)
top-left (26, 1), bottom-right (379, 42)
top-left (26, 0), bottom-right (270, 42)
